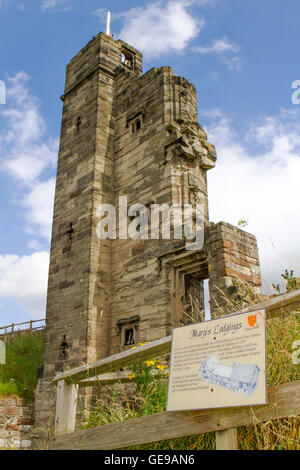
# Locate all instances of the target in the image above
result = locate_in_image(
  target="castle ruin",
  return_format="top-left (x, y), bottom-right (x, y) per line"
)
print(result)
top-left (35, 32), bottom-right (261, 427)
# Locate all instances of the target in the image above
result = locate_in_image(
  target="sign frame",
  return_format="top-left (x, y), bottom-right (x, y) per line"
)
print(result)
top-left (167, 308), bottom-right (267, 413)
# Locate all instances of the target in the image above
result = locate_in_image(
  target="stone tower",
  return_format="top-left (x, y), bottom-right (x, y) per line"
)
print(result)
top-left (35, 32), bottom-right (262, 426)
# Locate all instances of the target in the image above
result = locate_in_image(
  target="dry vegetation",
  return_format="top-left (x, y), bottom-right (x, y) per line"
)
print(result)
top-left (83, 277), bottom-right (300, 450)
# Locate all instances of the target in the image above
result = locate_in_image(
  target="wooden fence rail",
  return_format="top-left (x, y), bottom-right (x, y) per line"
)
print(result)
top-left (0, 318), bottom-right (45, 337)
top-left (51, 289), bottom-right (300, 450)
top-left (51, 380), bottom-right (300, 450)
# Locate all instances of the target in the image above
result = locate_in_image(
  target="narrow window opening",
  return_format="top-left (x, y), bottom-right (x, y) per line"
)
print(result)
top-left (76, 116), bottom-right (82, 132)
top-left (204, 279), bottom-right (211, 321)
top-left (59, 335), bottom-right (69, 359)
top-left (183, 274), bottom-right (210, 324)
top-left (124, 328), bottom-right (135, 346)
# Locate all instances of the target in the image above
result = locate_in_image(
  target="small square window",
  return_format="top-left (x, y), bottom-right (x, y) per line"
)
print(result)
top-left (130, 117), bottom-right (142, 134)
top-left (120, 51), bottom-right (134, 69)
top-left (117, 315), bottom-right (140, 348)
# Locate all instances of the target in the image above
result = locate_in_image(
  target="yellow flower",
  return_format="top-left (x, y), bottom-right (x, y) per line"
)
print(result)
top-left (137, 342), bottom-right (145, 346)
top-left (128, 373), bottom-right (135, 380)
top-left (130, 346), bottom-right (137, 349)
top-left (156, 364), bottom-right (167, 371)
top-left (145, 360), bottom-right (155, 367)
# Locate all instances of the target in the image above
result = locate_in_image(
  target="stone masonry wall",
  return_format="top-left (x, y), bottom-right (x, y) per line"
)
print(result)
top-left (207, 222), bottom-right (262, 316)
top-left (0, 397), bottom-right (34, 450)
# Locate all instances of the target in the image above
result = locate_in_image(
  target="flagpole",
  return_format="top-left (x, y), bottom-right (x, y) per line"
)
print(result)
top-left (106, 11), bottom-right (111, 36)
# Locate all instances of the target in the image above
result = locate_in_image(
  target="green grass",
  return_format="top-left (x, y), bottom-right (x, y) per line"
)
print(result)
top-left (0, 331), bottom-right (44, 401)
top-left (0, 381), bottom-right (18, 396)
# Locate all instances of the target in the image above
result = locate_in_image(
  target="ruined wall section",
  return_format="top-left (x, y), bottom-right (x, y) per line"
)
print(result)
top-left (171, 75), bottom-right (198, 123)
top-left (207, 222), bottom-right (262, 316)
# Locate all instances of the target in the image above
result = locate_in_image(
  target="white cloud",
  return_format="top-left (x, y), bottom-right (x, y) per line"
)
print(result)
top-left (41, 0), bottom-right (73, 12)
top-left (0, 71), bottom-right (58, 185)
top-left (23, 178), bottom-right (56, 240)
top-left (221, 55), bottom-right (242, 71)
top-left (204, 108), bottom-right (300, 291)
top-left (193, 37), bottom-right (242, 71)
top-left (0, 0), bottom-right (73, 11)
top-left (115, 1), bottom-right (204, 58)
top-left (0, 252), bottom-right (49, 318)
top-left (27, 240), bottom-right (45, 251)
top-left (0, 71), bottom-right (57, 241)
top-left (0, 72), bottom-right (55, 320)
top-left (194, 37), bottom-right (240, 54)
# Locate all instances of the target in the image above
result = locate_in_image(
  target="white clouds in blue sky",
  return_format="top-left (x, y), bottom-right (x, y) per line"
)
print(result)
top-left (194, 36), bottom-right (240, 55)
top-left (118, 1), bottom-right (203, 58)
top-left (95, 0), bottom-right (228, 60)
top-left (193, 37), bottom-right (242, 71)
top-left (41, 0), bottom-right (73, 11)
top-left (0, 252), bottom-right (49, 317)
top-left (0, 72), bottom-right (57, 242)
top-left (0, 0), bottom-right (73, 11)
top-left (0, 72), bottom-right (56, 319)
top-left (0, 73), bottom-right (57, 228)
top-left (0, 72), bottom-right (57, 185)
top-left (206, 107), bottom-right (300, 290)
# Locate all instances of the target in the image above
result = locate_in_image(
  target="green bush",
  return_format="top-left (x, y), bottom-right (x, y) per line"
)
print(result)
top-left (0, 332), bottom-right (44, 401)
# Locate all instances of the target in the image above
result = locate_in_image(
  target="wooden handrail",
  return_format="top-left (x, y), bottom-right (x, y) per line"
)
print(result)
top-left (53, 335), bottom-right (172, 385)
top-left (53, 289), bottom-right (300, 386)
top-left (0, 318), bottom-right (45, 334)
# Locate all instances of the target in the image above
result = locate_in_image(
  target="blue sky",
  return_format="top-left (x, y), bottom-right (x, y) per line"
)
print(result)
top-left (0, 0), bottom-right (300, 326)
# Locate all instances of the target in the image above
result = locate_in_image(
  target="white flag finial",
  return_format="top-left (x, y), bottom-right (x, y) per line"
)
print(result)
top-left (106, 11), bottom-right (111, 36)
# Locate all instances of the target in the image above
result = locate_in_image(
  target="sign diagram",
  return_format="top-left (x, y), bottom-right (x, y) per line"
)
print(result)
top-left (200, 355), bottom-right (260, 397)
